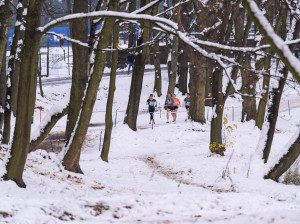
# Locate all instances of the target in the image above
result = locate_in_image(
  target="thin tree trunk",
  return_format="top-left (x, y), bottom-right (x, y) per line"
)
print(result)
top-left (205, 61), bottom-right (213, 107)
top-left (3, 0), bottom-right (45, 188)
top-left (101, 21), bottom-right (119, 162)
top-left (0, 50), bottom-right (6, 140)
top-left (153, 34), bottom-right (162, 96)
top-left (209, 0), bottom-right (234, 155)
top-left (210, 67), bottom-right (225, 155)
top-left (256, 55), bottom-right (271, 129)
top-left (0, 0), bottom-right (13, 136)
top-left (65, 0), bottom-right (89, 144)
top-left (124, 0), bottom-right (151, 131)
top-left (62, 1), bottom-right (119, 173)
top-left (38, 65), bottom-right (44, 97)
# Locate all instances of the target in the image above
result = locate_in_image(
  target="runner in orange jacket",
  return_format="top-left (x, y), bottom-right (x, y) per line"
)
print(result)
top-left (172, 94), bottom-right (180, 123)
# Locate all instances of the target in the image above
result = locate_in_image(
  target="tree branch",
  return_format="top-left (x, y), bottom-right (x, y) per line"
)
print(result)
top-left (29, 106), bottom-right (68, 152)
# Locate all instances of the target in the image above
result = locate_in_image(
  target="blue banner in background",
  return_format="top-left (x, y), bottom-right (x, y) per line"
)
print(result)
top-left (7, 25), bottom-right (103, 50)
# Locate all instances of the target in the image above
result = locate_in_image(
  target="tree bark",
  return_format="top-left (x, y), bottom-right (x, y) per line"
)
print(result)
top-left (65, 0), bottom-right (89, 144)
top-left (262, 19), bottom-right (300, 163)
top-left (3, 0), bottom-right (45, 188)
top-left (128, 0), bottom-right (137, 48)
top-left (265, 129), bottom-right (300, 182)
top-left (62, 1), bottom-right (118, 173)
top-left (153, 32), bottom-right (162, 97)
top-left (167, 35), bottom-right (179, 94)
top-left (101, 20), bottom-right (119, 162)
top-left (177, 49), bottom-right (188, 95)
top-left (210, 67), bottom-right (225, 155)
top-left (205, 61), bottom-right (213, 107)
top-left (188, 54), bottom-right (206, 123)
top-left (240, 54), bottom-right (257, 122)
top-left (0, 50), bottom-right (6, 140)
top-left (124, 0), bottom-right (151, 131)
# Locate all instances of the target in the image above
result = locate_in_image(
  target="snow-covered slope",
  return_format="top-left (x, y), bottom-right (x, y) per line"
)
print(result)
top-left (0, 68), bottom-right (300, 224)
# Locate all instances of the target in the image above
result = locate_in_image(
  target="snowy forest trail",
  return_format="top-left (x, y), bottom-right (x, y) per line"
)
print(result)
top-left (1, 68), bottom-right (300, 224)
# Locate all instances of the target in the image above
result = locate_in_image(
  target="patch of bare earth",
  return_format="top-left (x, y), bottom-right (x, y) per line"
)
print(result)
top-left (143, 156), bottom-right (229, 193)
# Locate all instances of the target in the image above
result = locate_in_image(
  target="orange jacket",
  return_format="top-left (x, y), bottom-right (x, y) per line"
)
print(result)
top-left (174, 98), bottom-right (180, 106)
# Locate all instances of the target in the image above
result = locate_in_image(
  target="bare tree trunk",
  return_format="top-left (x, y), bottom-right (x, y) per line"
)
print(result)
top-left (101, 21), bottom-right (119, 162)
top-left (0, 50), bottom-right (6, 140)
top-left (261, 18), bottom-right (299, 163)
top-left (0, 0), bottom-right (13, 135)
top-left (153, 35), bottom-right (162, 97)
top-left (128, 0), bottom-right (137, 48)
top-left (188, 54), bottom-right (206, 123)
top-left (265, 129), bottom-right (300, 182)
top-left (3, 0), bottom-right (45, 188)
top-left (205, 61), bottom-right (213, 107)
top-left (210, 67), bottom-right (225, 155)
top-left (209, 0), bottom-right (235, 155)
top-left (3, 0), bottom-right (29, 144)
top-left (124, 0), bottom-right (151, 131)
top-left (177, 50), bottom-right (188, 95)
top-left (256, 55), bottom-right (271, 129)
top-left (62, 1), bottom-right (119, 173)
top-left (166, 0), bottom-right (180, 94)
top-left (233, 6), bottom-right (257, 122)
top-left (240, 54), bottom-right (257, 122)
top-left (65, 0), bottom-right (89, 144)
top-left (167, 35), bottom-right (179, 94)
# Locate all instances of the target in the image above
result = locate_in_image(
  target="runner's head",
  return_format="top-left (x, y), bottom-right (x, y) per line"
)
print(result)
top-left (187, 93), bottom-right (190, 98)
top-left (167, 92), bottom-right (172, 98)
top-left (149, 94), bottom-right (153, 99)
top-left (172, 93), bottom-right (176, 98)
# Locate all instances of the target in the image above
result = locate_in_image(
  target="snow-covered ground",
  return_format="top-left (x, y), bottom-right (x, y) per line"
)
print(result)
top-left (0, 65), bottom-right (300, 223)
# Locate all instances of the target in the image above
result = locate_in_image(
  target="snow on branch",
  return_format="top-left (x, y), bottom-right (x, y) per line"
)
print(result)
top-left (30, 105), bottom-right (68, 151)
top-left (133, 0), bottom-right (162, 14)
top-left (46, 32), bottom-right (89, 48)
top-left (243, 0), bottom-right (300, 84)
top-left (37, 11), bottom-right (179, 33)
top-left (156, 0), bottom-right (191, 17)
top-left (193, 37), bottom-right (300, 53)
